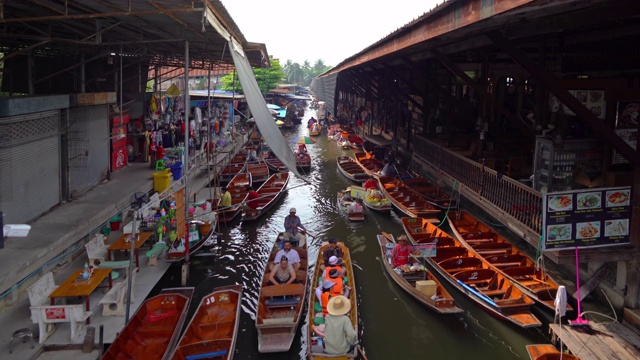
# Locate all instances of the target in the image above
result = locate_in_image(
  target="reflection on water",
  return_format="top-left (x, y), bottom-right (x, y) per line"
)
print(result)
top-left (151, 110), bottom-right (550, 359)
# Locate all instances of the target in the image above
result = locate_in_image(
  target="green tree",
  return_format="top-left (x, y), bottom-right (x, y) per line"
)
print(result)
top-left (220, 58), bottom-right (285, 95)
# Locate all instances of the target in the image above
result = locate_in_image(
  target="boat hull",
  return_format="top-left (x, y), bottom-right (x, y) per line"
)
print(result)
top-left (242, 173), bottom-right (289, 221)
top-left (337, 190), bottom-right (364, 222)
top-left (402, 173), bottom-right (458, 210)
top-left (378, 176), bottom-right (440, 218)
top-left (336, 156), bottom-right (368, 182)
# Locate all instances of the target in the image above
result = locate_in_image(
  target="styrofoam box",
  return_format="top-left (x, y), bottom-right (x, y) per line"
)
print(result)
top-left (3, 224), bottom-right (31, 237)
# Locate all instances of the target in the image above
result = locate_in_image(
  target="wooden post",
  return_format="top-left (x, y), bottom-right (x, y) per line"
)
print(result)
top-left (626, 162), bottom-right (640, 308)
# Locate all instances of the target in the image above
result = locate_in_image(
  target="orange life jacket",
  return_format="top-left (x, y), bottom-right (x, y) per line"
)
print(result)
top-left (325, 277), bottom-right (343, 296)
top-left (321, 292), bottom-right (333, 316)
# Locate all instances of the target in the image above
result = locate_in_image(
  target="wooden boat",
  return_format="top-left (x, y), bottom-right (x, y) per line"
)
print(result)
top-left (172, 285), bottom-right (243, 360)
top-left (247, 159), bottom-right (270, 184)
top-left (166, 221), bottom-right (216, 262)
top-left (243, 172), bottom-right (289, 221)
top-left (448, 211), bottom-right (571, 313)
top-left (227, 172), bottom-right (252, 189)
top-left (215, 187), bottom-right (249, 223)
top-left (340, 125), bottom-right (355, 134)
top-left (307, 241), bottom-right (358, 359)
top-left (336, 156), bottom-right (368, 183)
top-left (347, 134), bottom-right (363, 149)
top-left (377, 232), bottom-right (462, 314)
top-left (219, 155), bottom-right (246, 183)
top-left (401, 217), bottom-right (541, 328)
top-left (264, 156), bottom-right (288, 172)
top-left (378, 175), bottom-right (440, 219)
top-left (102, 287), bottom-right (194, 360)
top-left (526, 344), bottom-right (581, 360)
top-left (256, 235), bottom-right (308, 353)
top-left (354, 151), bottom-right (384, 177)
top-left (309, 124), bottom-right (322, 136)
top-left (350, 185), bottom-right (392, 212)
top-left (295, 151), bottom-right (312, 170)
top-left (402, 172), bottom-right (458, 210)
top-left (337, 189), bottom-right (365, 221)
top-left (337, 136), bottom-right (350, 149)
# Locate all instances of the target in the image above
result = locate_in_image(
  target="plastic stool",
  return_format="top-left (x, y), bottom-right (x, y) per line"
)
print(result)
top-left (155, 159), bottom-right (165, 170)
top-left (9, 328), bottom-right (34, 353)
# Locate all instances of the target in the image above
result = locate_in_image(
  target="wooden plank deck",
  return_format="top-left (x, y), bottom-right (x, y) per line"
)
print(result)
top-left (549, 322), bottom-right (640, 360)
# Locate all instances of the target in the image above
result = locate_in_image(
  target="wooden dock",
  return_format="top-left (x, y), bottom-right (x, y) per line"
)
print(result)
top-left (549, 322), bottom-right (640, 360)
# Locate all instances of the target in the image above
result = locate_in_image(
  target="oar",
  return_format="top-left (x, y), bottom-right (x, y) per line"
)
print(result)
top-left (381, 231), bottom-right (394, 242)
top-left (357, 345), bottom-right (369, 360)
top-left (298, 227), bottom-right (316, 238)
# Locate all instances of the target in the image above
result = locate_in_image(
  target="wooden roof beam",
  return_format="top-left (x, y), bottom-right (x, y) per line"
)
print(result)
top-left (487, 30), bottom-right (639, 166)
top-left (0, 7), bottom-right (204, 23)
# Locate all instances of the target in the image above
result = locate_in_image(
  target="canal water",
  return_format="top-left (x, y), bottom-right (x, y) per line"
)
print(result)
top-left (151, 108), bottom-right (553, 359)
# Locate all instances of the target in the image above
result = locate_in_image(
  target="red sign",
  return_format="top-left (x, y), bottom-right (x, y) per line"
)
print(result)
top-left (111, 125), bottom-right (127, 147)
top-left (45, 307), bottom-right (66, 320)
top-left (112, 114), bottom-right (130, 127)
top-left (111, 147), bottom-right (128, 172)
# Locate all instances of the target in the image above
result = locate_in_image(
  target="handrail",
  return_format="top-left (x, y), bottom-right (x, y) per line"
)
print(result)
top-left (415, 136), bottom-right (542, 235)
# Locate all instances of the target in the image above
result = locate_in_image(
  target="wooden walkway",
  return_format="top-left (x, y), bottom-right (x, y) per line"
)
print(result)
top-left (549, 322), bottom-right (640, 360)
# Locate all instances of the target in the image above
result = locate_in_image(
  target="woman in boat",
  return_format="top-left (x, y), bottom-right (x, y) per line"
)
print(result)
top-left (297, 143), bottom-right (308, 154)
top-left (311, 296), bottom-right (358, 355)
top-left (363, 176), bottom-right (377, 190)
top-left (315, 280), bottom-right (338, 316)
top-left (392, 235), bottom-right (414, 268)
top-left (268, 257), bottom-right (296, 286)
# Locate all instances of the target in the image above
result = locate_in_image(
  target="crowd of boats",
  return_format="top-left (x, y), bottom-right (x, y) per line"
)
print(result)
top-left (100, 119), bottom-right (577, 360)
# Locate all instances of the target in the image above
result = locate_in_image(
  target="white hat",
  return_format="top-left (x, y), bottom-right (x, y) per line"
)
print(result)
top-left (290, 207), bottom-right (296, 213)
top-left (329, 256), bottom-right (342, 265)
top-left (322, 280), bottom-right (336, 289)
top-left (327, 295), bottom-right (351, 316)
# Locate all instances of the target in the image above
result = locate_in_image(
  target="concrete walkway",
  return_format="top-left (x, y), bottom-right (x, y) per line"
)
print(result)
top-left (0, 133), bottom-right (248, 359)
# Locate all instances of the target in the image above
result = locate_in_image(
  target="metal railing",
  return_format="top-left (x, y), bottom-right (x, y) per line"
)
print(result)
top-left (415, 136), bottom-right (542, 235)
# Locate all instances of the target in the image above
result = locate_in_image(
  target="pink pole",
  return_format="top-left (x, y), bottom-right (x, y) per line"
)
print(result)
top-left (570, 246), bottom-right (589, 326)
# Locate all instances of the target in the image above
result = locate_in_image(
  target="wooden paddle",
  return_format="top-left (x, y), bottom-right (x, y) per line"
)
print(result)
top-left (298, 227), bottom-right (316, 238)
top-left (381, 231), bottom-right (394, 242)
top-left (358, 345), bottom-right (369, 360)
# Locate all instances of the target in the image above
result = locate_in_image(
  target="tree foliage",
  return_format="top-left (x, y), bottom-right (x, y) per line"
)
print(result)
top-left (220, 58), bottom-right (285, 94)
top-left (282, 58), bottom-right (332, 86)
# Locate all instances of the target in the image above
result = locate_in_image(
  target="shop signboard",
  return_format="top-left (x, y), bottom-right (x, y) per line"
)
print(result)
top-left (542, 186), bottom-right (631, 251)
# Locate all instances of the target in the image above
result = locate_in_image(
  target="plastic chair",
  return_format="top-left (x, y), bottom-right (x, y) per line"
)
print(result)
top-left (155, 159), bottom-right (165, 170)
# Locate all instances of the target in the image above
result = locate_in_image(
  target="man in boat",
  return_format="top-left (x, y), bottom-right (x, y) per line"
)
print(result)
top-left (268, 257), bottom-right (297, 286)
top-left (219, 186), bottom-right (232, 208)
top-left (240, 186), bottom-right (260, 211)
top-left (311, 296), bottom-right (358, 355)
top-left (271, 240), bottom-right (301, 271)
top-left (392, 235), bottom-right (414, 268)
top-left (247, 148), bottom-right (258, 162)
top-left (321, 238), bottom-right (344, 271)
top-left (379, 160), bottom-right (396, 177)
top-left (363, 176), bottom-right (377, 190)
top-left (283, 208), bottom-right (307, 246)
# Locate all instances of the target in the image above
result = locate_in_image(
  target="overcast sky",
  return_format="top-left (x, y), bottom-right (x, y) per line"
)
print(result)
top-left (221, 0), bottom-right (442, 67)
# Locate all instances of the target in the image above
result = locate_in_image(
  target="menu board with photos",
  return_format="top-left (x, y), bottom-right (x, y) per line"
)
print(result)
top-left (543, 186), bottom-right (631, 251)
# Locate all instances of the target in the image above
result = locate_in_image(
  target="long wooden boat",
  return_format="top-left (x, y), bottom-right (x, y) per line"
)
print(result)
top-left (402, 172), bottom-right (458, 210)
top-left (401, 217), bottom-right (541, 328)
top-left (172, 285), bottom-right (243, 360)
top-left (309, 124), bottom-right (322, 136)
top-left (350, 185), bottom-right (392, 212)
top-left (243, 172), bottom-right (289, 221)
top-left (166, 220), bottom-right (216, 262)
top-left (102, 287), bottom-right (194, 360)
top-left (295, 151), bottom-right (312, 170)
top-left (336, 156), bottom-right (368, 183)
top-left (228, 172), bottom-right (252, 189)
top-left (215, 188), bottom-right (249, 223)
top-left (526, 344), bottom-right (581, 360)
top-left (347, 134), bottom-right (363, 149)
top-left (448, 211), bottom-right (571, 312)
top-left (354, 151), bottom-right (384, 177)
top-left (337, 189), bottom-right (364, 221)
top-left (378, 175), bottom-right (440, 219)
top-left (247, 159), bottom-right (270, 184)
top-left (219, 155), bottom-right (247, 183)
top-left (256, 235), bottom-right (308, 353)
top-left (307, 241), bottom-right (358, 359)
top-left (377, 233), bottom-right (462, 314)
top-left (264, 156), bottom-right (288, 172)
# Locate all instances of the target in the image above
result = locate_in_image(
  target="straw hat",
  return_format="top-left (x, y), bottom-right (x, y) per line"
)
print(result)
top-left (397, 235), bottom-right (409, 242)
top-left (327, 295), bottom-right (351, 315)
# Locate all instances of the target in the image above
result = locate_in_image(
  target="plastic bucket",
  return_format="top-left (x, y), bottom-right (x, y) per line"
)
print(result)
top-left (109, 215), bottom-right (122, 230)
top-left (167, 161), bottom-right (183, 180)
top-left (152, 169), bottom-right (172, 192)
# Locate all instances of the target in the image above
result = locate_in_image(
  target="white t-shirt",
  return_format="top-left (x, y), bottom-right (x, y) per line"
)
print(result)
top-left (274, 248), bottom-right (301, 265)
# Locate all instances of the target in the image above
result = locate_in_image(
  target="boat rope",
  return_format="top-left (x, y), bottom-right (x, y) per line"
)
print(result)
top-left (434, 179), bottom-right (458, 228)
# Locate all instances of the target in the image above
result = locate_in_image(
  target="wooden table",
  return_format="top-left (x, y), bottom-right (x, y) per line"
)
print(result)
top-left (49, 268), bottom-right (112, 324)
top-left (107, 232), bottom-right (152, 271)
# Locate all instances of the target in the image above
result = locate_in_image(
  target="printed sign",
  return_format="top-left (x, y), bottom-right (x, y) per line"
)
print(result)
top-left (45, 307), bottom-right (67, 320)
top-left (543, 186), bottom-right (631, 251)
top-left (413, 243), bottom-right (437, 258)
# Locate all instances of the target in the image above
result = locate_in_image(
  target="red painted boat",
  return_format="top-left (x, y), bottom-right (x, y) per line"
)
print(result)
top-left (171, 285), bottom-right (243, 360)
top-left (354, 151), bottom-right (384, 177)
top-left (264, 156), bottom-right (288, 172)
top-left (102, 287), bottom-right (194, 360)
top-left (228, 172), bottom-right (252, 190)
top-left (347, 134), bottom-right (363, 149)
top-left (219, 155), bottom-right (246, 183)
top-left (378, 175), bottom-right (440, 218)
top-left (295, 151), bottom-right (311, 170)
top-left (242, 172), bottom-right (289, 221)
top-left (247, 159), bottom-right (270, 184)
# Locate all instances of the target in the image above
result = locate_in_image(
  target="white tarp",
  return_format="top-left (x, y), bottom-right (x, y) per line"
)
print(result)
top-left (228, 40), bottom-right (300, 176)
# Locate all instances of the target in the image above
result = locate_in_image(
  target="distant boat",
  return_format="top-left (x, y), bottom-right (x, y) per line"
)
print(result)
top-left (219, 155), bottom-right (247, 183)
top-left (401, 171), bottom-right (458, 210)
top-left (337, 189), bottom-right (365, 222)
top-left (172, 285), bottom-right (243, 360)
top-left (350, 185), bottom-right (392, 213)
top-left (247, 159), bottom-right (270, 184)
top-left (354, 151), bottom-right (383, 177)
top-left (378, 176), bottom-right (440, 219)
top-left (227, 172), bottom-right (252, 190)
top-left (102, 287), bottom-right (194, 360)
top-left (336, 156), bottom-right (368, 183)
top-left (295, 151), bottom-right (311, 171)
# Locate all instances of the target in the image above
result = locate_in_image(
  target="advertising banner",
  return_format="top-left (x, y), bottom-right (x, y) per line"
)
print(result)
top-left (543, 186), bottom-right (631, 251)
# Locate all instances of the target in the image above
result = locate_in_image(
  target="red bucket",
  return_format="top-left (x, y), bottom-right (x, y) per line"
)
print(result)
top-left (109, 221), bottom-right (121, 231)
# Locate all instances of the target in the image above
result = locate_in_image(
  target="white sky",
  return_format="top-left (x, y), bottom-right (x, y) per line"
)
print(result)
top-left (221, 0), bottom-right (442, 67)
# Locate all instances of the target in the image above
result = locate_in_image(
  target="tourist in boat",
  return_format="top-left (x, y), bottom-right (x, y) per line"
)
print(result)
top-left (311, 296), bottom-right (358, 355)
top-left (392, 235), bottom-right (414, 267)
top-left (268, 257), bottom-right (297, 286)
top-left (363, 176), bottom-right (377, 190)
top-left (315, 280), bottom-right (337, 313)
top-left (283, 208), bottom-right (307, 246)
top-left (247, 148), bottom-right (258, 161)
top-left (272, 240), bottom-right (301, 271)
top-left (308, 117), bottom-right (316, 128)
top-left (220, 186), bottom-right (232, 208)
top-left (240, 186), bottom-right (260, 211)
top-left (298, 143), bottom-right (308, 154)
top-left (321, 238), bottom-right (344, 271)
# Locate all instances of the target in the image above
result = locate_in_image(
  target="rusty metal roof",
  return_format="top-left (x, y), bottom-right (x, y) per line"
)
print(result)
top-left (0, 0), bottom-right (268, 69)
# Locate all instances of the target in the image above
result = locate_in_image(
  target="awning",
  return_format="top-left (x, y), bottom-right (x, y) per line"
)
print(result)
top-left (365, 134), bottom-right (394, 146)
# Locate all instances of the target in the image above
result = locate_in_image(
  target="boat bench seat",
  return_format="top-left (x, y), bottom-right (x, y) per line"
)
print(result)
top-left (481, 289), bottom-right (506, 298)
top-left (264, 297), bottom-right (300, 308)
top-left (492, 262), bottom-right (522, 269)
